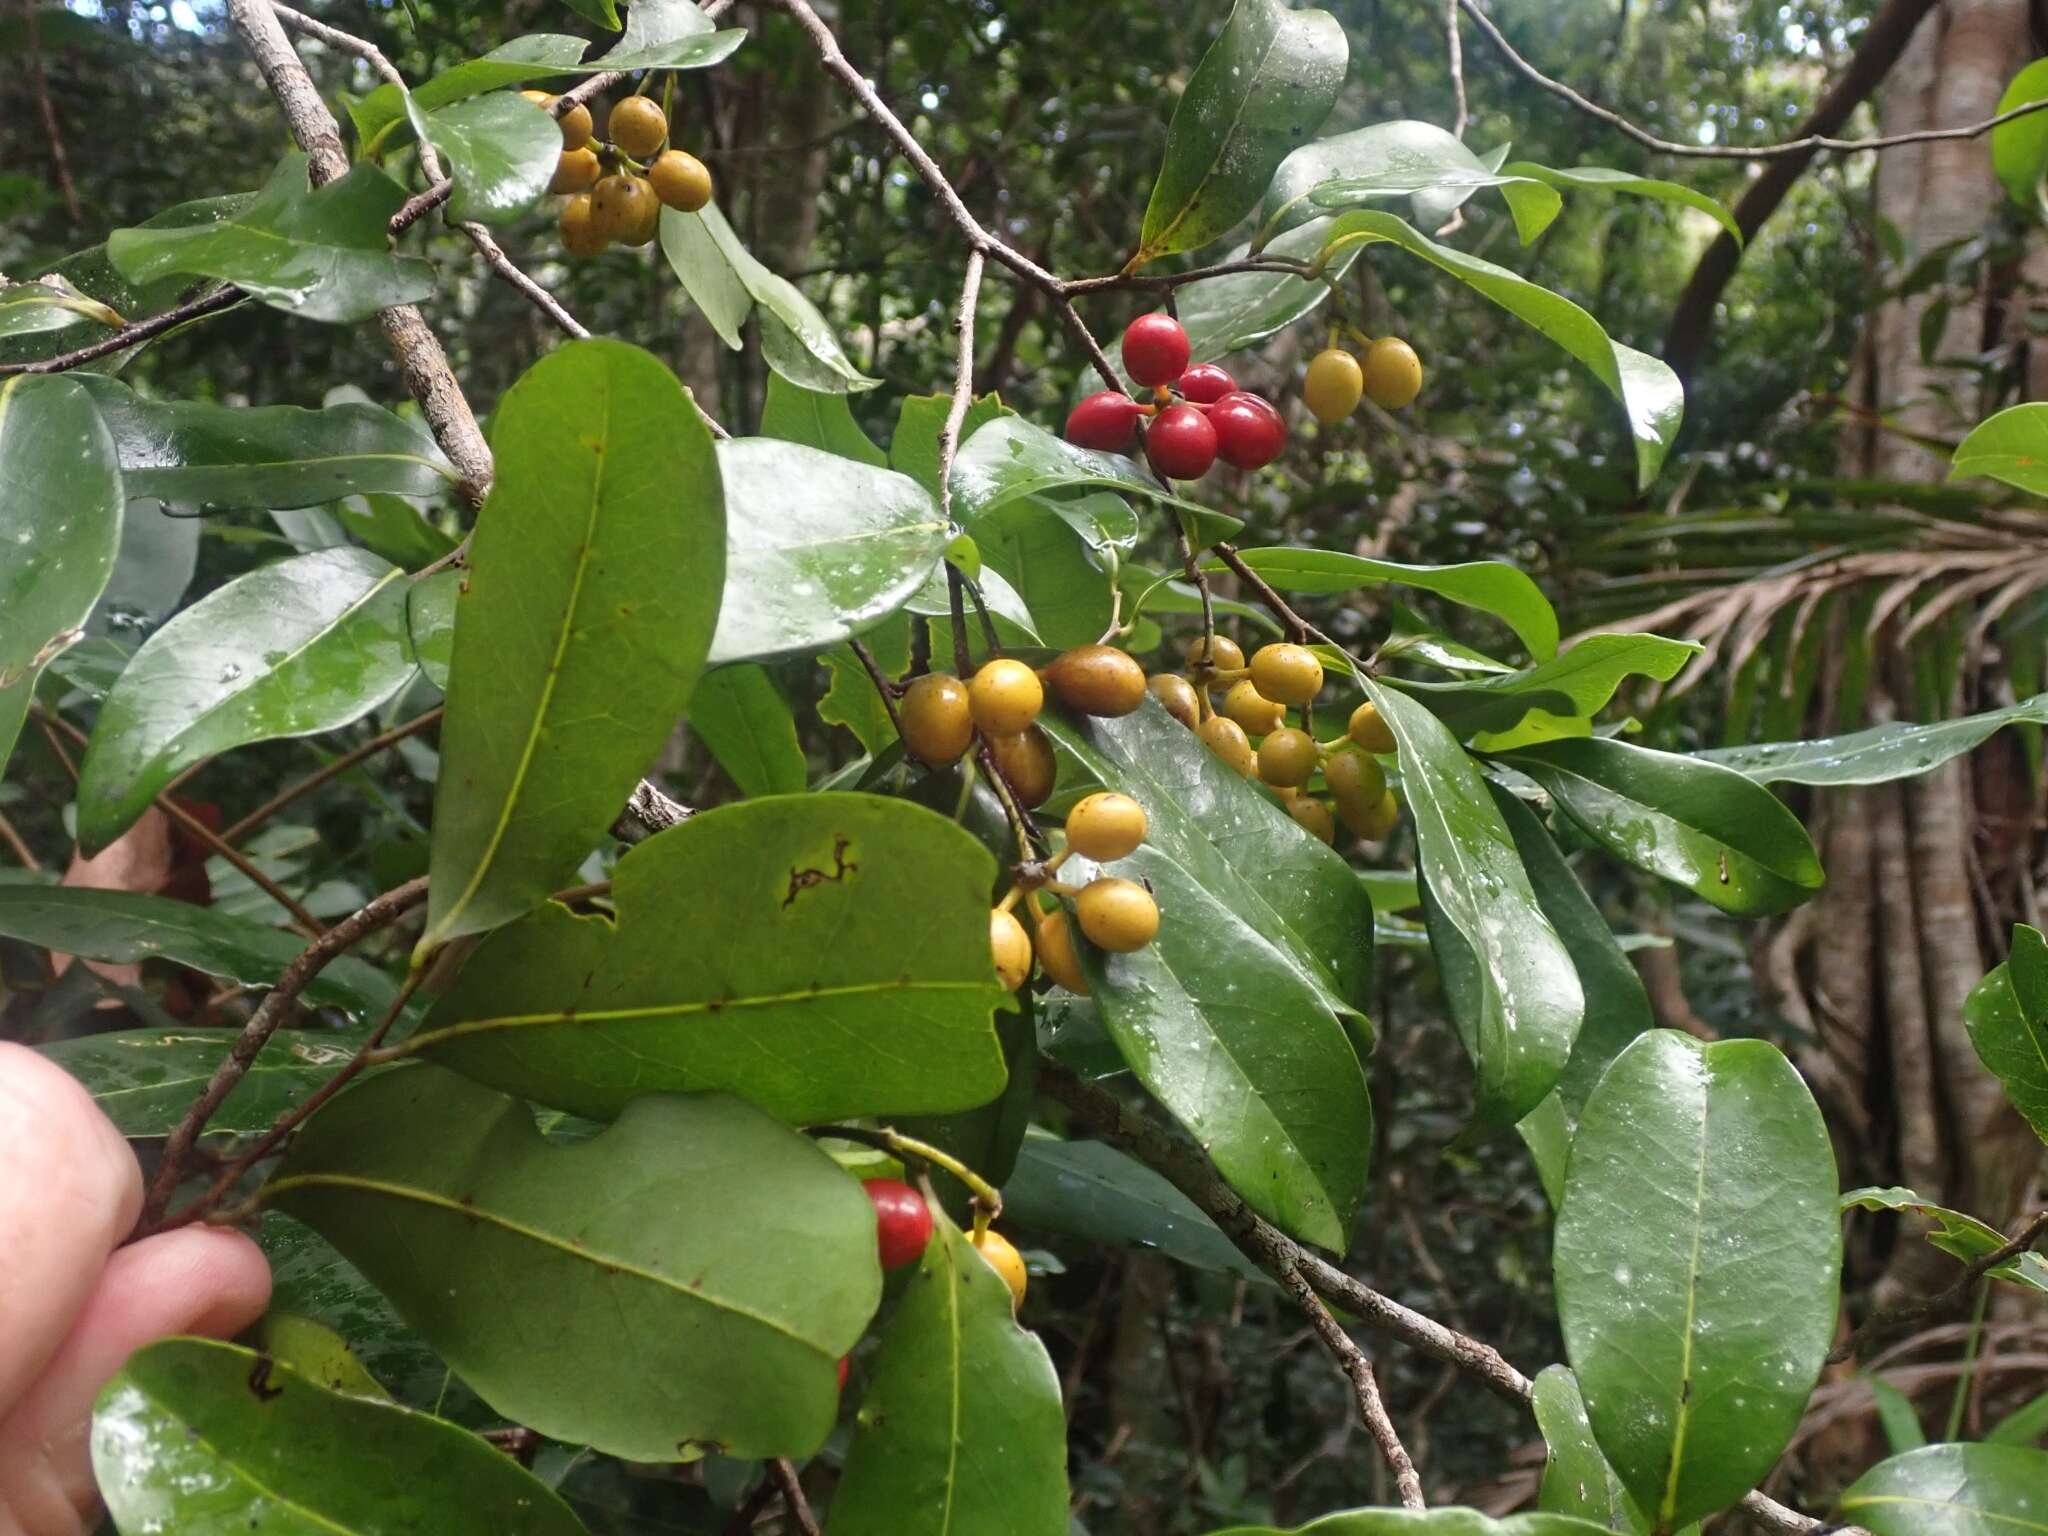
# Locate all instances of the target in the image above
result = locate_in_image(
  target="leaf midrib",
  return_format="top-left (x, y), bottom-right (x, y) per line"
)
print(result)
top-left (1656, 1069), bottom-right (1714, 1531)
top-left (1838, 1491), bottom-right (2048, 1533)
top-left (1144, 3), bottom-right (1287, 257)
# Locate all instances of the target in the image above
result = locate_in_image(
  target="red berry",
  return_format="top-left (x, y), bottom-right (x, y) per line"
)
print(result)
top-left (864, 1178), bottom-right (934, 1270)
top-left (1175, 363), bottom-right (1237, 404)
top-left (1210, 391), bottom-right (1286, 470)
top-left (837, 1357), bottom-right (851, 1392)
top-left (1145, 403), bottom-right (1218, 480)
top-left (1122, 312), bottom-right (1191, 387)
top-left (1065, 390), bottom-right (1141, 451)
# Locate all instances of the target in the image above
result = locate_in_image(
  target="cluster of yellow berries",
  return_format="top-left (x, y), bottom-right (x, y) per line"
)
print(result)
top-left (1151, 636), bottom-right (1401, 844)
top-left (524, 90), bottom-right (714, 257)
top-left (1303, 338), bottom-right (1423, 423)
top-left (989, 790), bottom-right (1159, 998)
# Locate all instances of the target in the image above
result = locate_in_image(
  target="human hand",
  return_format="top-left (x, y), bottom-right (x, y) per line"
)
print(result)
top-left (0, 1043), bottom-right (271, 1536)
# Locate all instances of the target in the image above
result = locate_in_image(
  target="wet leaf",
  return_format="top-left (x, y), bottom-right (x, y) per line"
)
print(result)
top-left (423, 341), bottom-right (722, 951)
top-left (950, 415), bottom-right (1242, 547)
top-left (91, 1337), bottom-right (583, 1535)
top-left (409, 93), bottom-right (560, 226)
top-left (1264, 120), bottom-right (1506, 238)
top-left (1695, 692), bottom-right (2048, 785)
top-left (1439, 634), bottom-right (1701, 749)
top-left (688, 664), bottom-right (807, 795)
top-left (828, 1206), bottom-right (1068, 1535)
top-left (1003, 1136), bottom-right (1267, 1282)
top-left (1494, 164), bottom-right (1742, 247)
top-left (760, 374), bottom-right (886, 466)
top-left (39, 1026), bottom-right (373, 1137)
top-left (76, 548), bottom-right (415, 852)
top-left (1963, 924), bottom-right (2048, 1145)
top-left (1842, 1186), bottom-right (2048, 1296)
top-left (109, 154), bottom-right (434, 324)
top-left (1836, 1442), bottom-right (2048, 1536)
top-left (1555, 1030), bottom-right (1841, 1532)
top-left (0, 277), bottom-right (123, 338)
top-left (1532, 1365), bottom-right (1646, 1532)
top-left (406, 794), bottom-right (1010, 1122)
top-left (270, 1069), bottom-right (878, 1460)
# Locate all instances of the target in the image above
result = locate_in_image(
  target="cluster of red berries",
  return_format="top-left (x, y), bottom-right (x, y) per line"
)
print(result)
top-left (1065, 313), bottom-right (1286, 481)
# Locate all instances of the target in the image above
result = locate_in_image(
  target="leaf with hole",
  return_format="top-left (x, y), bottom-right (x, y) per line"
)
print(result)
top-left (1556, 1030), bottom-right (1840, 1532)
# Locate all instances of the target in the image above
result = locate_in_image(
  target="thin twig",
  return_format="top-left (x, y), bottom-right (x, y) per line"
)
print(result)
top-left (936, 247), bottom-right (985, 524)
top-left (0, 809), bottom-right (41, 871)
top-left (222, 707), bottom-right (443, 846)
top-left (22, 0), bottom-right (82, 223)
top-left (848, 637), bottom-right (904, 737)
top-left (1830, 1211), bottom-right (2048, 1364)
top-left (1210, 543), bottom-right (1313, 644)
top-left (1062, 257), bottom-right (1318, 296)
top-left (0, 285), bottom-right (244, 377)
top-left (718, 1477), bottom-right (779, 1536)
top-left (1456, 0), bottom-right (2042, 160)
top-left (1278, 1266), bottom-right (1425, 1509)
top-left (976, 739), bottom-right (1046, 857)
top-left (768, 1460), bottom-right (821, 1536)
top-left (135, 876), bottom-right (431, 1233)
top-left (1445, 0), bottom-right (1468, 142)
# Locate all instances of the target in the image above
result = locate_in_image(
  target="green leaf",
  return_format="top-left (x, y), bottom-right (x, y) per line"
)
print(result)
top-left (1842, 1187), bottom-right (2048, 1295)
top-left (1173, 216), bottom-right (1364, 361)
top-left (0, 886), bottom-right (393, 1012)
top-left (90, 499), bottom-right (197, 635)
top-left (1532, 1365), bottom-right (1645, 1532)
top-left (659, 202), bottom-right (877, 391)
top-left (254, 1313), bottom-right (394, 1402)
top-left (1317, 209), bottom-right (1684, 489)
top-left (71, 375), bottom-right (453, 510)
top-left (91, 1337), bottom-right (584, 1535)
top-left (689, 664), bottom-right (807, 795)
top-left (270, 1069), bottom-right (878, 1460)
top-left (0, 375), bottom-right (122, 772)
top-left (1205, 1512), bottom-right (1623, 1535)
top-left (1204, 546), bottom-right (1557, 659)
top-left (950, 415), bottom-right (1242, 547)
top-left (0, 277), bottom-right (123, 337)
top-left (889, 391), bottom-right (1012, 497)
top-left (1495, 164), bottom-right (1743, 248)
top-left (1870, 1378), bottom-right (1928, 1454)
top-left (1993, 60), bottom-right (2048, 211)
top-left (1263, 121), bottom-right (1508, 239)
top-left (1555, 1030), bottom-right (1841, 1532)
top-left (1951, 403), bottom-right (2048, 498)
top-left (422, 341), bottom-right (723, 951)
top-left (557, 0), bottom-right (620, 33)
top-left (1457, 634), bottom-right (1701, 749)
top-left (405, 568), bottom-right (457, 690)
top-left (411, 93), bottom-right (560, 226)
top-left (75, 548), bottom-right (415, 852)
top-left (1370, 683), bottom-right (1580, 1132)
top-left (899, 997), bottom-right (1037, 1207)
top-left (972, 501), bottom-right (1115, 649)
top-left (109, 155), bottom-right (434, 324)
top-left (1003, 1136), bottom-right (1267, 1283)
top-left (828, 1205), bottom-right (1068, 1535)
top-left (1986, 1386), bottom-right (2048, 1446)
top-left (760, 374), bottom-right (886, 466)
top-left (406, 794), bottom-right (1010, 1122)
top-left (594, 0), bottom-right (746, 71)
top-left (1963, 925), bottom-right (2048, 1146)
top-left (1696, 693), bottom-right (2048, 785)
top-left (1494, 737), bottom-right (1825, 916)
top-left (335, 493), bottom-right (458, 569)
top-left (1133, 0), bottom-right (1346, 265)
top-left (1837, 1443), bottom-right (2048, 1536)
top-left (39, 1027), bottom-right (371, 1138)
top-left (1042, 701), bottom-right (1373, 1248)
top-left (708, 437), bottom-right (944, 665)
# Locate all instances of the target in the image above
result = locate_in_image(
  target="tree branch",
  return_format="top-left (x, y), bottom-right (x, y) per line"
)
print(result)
top-left (1829, 1209), bottom-right (2048, 1364)
top-left (1278, 1265), bottom-right (1425, 1508)
top-left (936, 246), bottom-right (985, 524)
top-left (0, 285), bottom-right (245, 377)
top-left (220, 707), bottom-right (443, 846)
top-left (768, 1459), bottom-right (821, 1536)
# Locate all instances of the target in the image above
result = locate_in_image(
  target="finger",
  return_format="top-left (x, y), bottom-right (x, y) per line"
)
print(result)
top-left (0, 1044), bottom-right (143, 1411)
top-left (0, 1226), bottom-right (272, 1535)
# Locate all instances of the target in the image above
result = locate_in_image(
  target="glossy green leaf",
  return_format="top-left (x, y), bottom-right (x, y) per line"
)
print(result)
top-left (0, 375), bottom-right (122, 772)
top-left (1174, 216), bottom-right (1363, 362)
top-left (1206, 546), bottom-right (1557, 659)
top-left (39, 1027), bottom-right (371, 1137)
top-left (271, 1069), bottom-right (878, 1460)
top-left (973, 500), bottom-right (1115, 648)
top-left (1871, 1378), bottom-right (1928, 1454)
top-left (898, 997), bottom-right (1037, 1209)
top-left (335, 493), bottom-right (457, 569)
top-left (1003, 1136), bottom-right (1266, 1282)
top-left (72, 375), bottom-right (453, 510)
top-left (422, 341), bottom-right (722, 951)
top-left (708, 436), bottom-right (943, 665)
top-left (1453, 634), bottom-right (1701, 749)
top-left (109, 154), bottom-right (434, 324)
top-left (1042, 701), bottom-right (1373, 1248)
top-left (1993, 60), bottom-right (2048, 211)
top-left (1495, 737), bottom-right (1825, 916)
top-left (659, 204), bottom-right (751, 350)
top-left (91, 1337), bottom-right (583, 1535)
top-left (1495, 164), bottom-right (1743, 247)
top-left (0, 277), bottom-right (122, 337)
top-left (407, 794), bottom-right (1009, 1121)
top-left (950, 415), bottom-right (1242, 546)
top-left (1697, 693), bottom-right (2048, 785)
top-left (689, 664), bottom-right (807, 796)
top-left (0, 885), bottom-right (393, 1012)
top-left (1263, 120), bottom-right (1506, 239)
top-left (1842, 1187), bottom-right (2048, 1295)
top-left (760, 374), bottom-right (887, 466)
top-left (1532, 1365), bottom-right (1645, 1532)
top-left (888, 391), bottom-right (1012, 497)
top-left (594, 0), bottom-right (746, 71)
top-left (1952, 403), bottom-right (2048, 497)
top-left (1317, 209), bottom-right (1684, 488)
top-left (76, 548), bottom-right (415, 852)
top-left (410, 93), bottom-right (559, 226)
top-left (828, 1205), bottom-right (1068, 1535)
top-left (1965, 925), bottom-right (2048, 1145)
top-left (1837, 1443), bottom-right (2048, 1536)
top-left (1133, 0), bottom-right (1346, 265)
top-left (405, 568), bottom-right (457, 690)
top-left (1556, 1030), bottom-right (1841, 1532)
top-left (1207, 1512), bottom-right (1619, 1535)
top-left (254, 1313), bottom-right (393, 1402)
top-left (1372, 682), bottom-right (1581, 1132)
top-left (1987, 1386), bottom-right (2048, 1447)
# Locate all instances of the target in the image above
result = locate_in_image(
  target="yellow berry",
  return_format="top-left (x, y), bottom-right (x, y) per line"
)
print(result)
top-left (1076, 877), bottom-right (1159, 952)
top-left (990, 907), bottom-right (1032, 991)
top-left (1065, 791), bottom-right (1147, 862)
top-left (1323, 745), bottom-right (1388, 806)
top-left (1290, 796), bottom-right (1336, 844)
top-left (1256, 727), bottom-right (1319, 789)
top-left (969, 658), bottom-right (1044, 736)
top-left (1043, 645), bottom-right (1147, 717)
top-left (901, 673), bottom-right (974, 765)
top-left (1358, 787), bottom-right (1400, 840)
top-left (1184, 634), bottom-right (1245, 674)
top-left (971, 1227), bottom-right (1028, 1307)
top-left (608, 94), bottom-right (668, 159)
top-left (1148, 673), bottom-right (1201, 730)
top-left (1221, 679), bottom-right (1286, 736)
top-left (1034, 907), bottom-right (1090, 994)
top-left (1348, 700), bottom-right (1397, 754)
top-left (1304, 348), bottom-right (1364, 423)
top-left (589, 173), bottom-right (655, 245)
top-left (648, 149), bottom-right (713, 213)
top-left (549, 147), bottom-right (601, 195)
top-left (1197, 715), bottom-right (1256, 776)
top-left (1362, 337), bottom-right (1423, 410)
top-left (558, 193), bottom-right (606, 258)
top-left (1250, 643), bottom-right (1323, 707)
top-left (987, 725), bottom-right (1057, 808)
